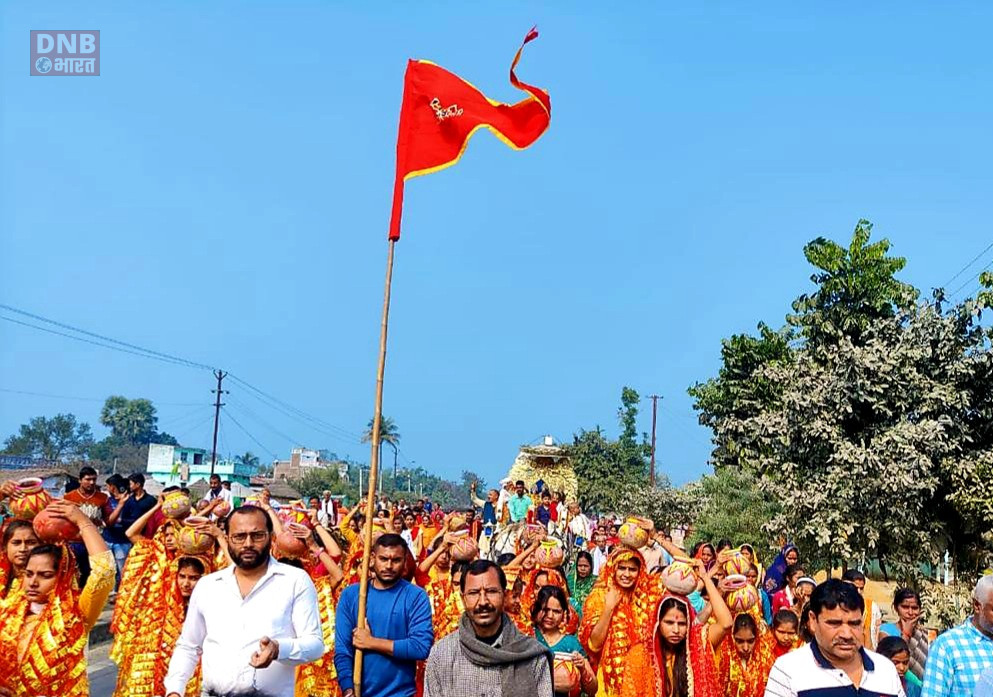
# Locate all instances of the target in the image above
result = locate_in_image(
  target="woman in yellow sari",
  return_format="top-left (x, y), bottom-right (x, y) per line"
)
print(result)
top-left (110, 494), bottom-right (183, 666)
top-left (0, 499), bottom-right (115, 697)
top-left (578, 547), bottom-right (664, 697)
top-left (1, 519), bottom-right (39, 599)
top-left (112, 554), bottom-right (211, 697)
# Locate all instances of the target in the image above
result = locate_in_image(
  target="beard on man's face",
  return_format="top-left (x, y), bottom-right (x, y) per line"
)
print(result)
top-left (231, 541), bottom-right (271, 570)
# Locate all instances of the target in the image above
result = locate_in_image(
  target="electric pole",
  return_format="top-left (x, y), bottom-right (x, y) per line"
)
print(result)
top-left (209, 370), bottom-right (228, 476)
top-left (649, 394), bottom-right (661, 487)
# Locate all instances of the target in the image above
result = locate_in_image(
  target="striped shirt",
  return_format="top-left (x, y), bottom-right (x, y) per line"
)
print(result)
top-left (765, 641), bottom-right (905, 697)
top-left (920, 619), bottom-right (993, 697)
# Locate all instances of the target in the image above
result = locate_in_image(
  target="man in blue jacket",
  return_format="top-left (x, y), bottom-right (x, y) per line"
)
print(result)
top-left (335, 533), bottom-right (434, 697)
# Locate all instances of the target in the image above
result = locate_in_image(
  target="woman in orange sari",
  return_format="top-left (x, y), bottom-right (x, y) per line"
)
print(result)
top-left (294, 523), bottom-right (345, 697)
top-left (579, 547), bottom-right (664, 697)
top-left (1, 519), bottom-right (39, 599)
top-left (715, 613), bottom-right (777, 697)
top-left (112, 554), bottom-right (211, 697)
top-left (110, 495), bottom-right (183, 666)
top-left (517, 566), bottom-right (581, 636)
top-left (0, 499), bottom-right (115, 697)
top-left (650, 559), bottom-right (732, 697)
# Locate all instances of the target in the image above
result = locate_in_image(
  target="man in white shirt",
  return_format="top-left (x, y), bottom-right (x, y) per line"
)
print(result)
top-left (320, 490), bottom-right (336, 525)
top-left (590, 528), bottom-right (609, 577)
top-left (205, 473), bottom-right (233, 520)
top-left (565, 501), bottom-right (592, 543)
top-left (164, 506), bottom-right (324, 697)
top-left (765, 579), bottom-right (904, 697)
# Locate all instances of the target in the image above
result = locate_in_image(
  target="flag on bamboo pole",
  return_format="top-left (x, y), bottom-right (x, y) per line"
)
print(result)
top-left (388, 27), bottom-right (551, 240)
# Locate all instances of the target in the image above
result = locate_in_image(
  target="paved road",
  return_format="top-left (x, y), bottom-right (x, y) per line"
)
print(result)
top-left (89, 642), bottom-right (118, 697)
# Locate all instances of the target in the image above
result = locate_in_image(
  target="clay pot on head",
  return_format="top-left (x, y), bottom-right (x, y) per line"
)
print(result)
top-left (618, 517), bottom-right (650, 549)
top-left (275, 529), bottom-right (309, 559)
top-left (722, 551), bottom-right (750, 577)
top-left (161, 491), bottom-right (192, 519)
top-left (523, 524), bottom-right (545, 544)
top-left (726, 583), bottom-right (759, 613)
top-left (552, 653), bottom-right (581, 697)
top-left (212, 500), bottom-right (232, 518)
top-left (33, 504), bottom-right (80, 543)
top-left (281, 507), bottom-right (311, 528)
top-left (11, 478), bottom-right (53, 520)
top-left (177, 521), bottom-right (214, 555)
top-left (535, 540), bottom-right (565, 569)
top-left (661, 558), bottom-right (698, 595)
top-left (451, 536), bottom-right (479, 562)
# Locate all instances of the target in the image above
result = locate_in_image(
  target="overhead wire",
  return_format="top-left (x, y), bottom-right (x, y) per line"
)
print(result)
top-left (940, 241), bottom-right (993, 290)
top-left (227, 374), bottom-right (363, 441)
top-left (226, 396), bottom-right (302, 448)
top-left (224, 410), bottom-right (279, 460)
top-left (947, 260), bottom-right (993, 301)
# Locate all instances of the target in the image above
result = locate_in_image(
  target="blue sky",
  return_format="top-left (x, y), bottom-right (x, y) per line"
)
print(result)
top-left (3, 3), bottom-right (993, 486)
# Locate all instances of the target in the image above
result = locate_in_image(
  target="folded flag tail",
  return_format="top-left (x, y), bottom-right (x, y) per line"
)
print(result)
top-left (388, 27), bottom-right (551, 240)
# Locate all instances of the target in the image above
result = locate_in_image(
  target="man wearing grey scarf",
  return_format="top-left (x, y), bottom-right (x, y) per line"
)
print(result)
top-left (424, 560), bottom-right (554, 697)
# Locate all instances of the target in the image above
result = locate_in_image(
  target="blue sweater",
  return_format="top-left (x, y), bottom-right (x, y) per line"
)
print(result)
top-left (334, 579), bottom-right (434, 697)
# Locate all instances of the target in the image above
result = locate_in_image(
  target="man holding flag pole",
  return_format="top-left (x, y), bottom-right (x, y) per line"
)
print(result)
top-left (348, 26), bottom-right (551, 697)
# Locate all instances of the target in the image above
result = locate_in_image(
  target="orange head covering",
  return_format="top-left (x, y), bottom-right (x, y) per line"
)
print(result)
top-left (652, 593), bottom-right (720, 697)
top-left (517, 566), bottom-right (578, 636)
top-left (715, 612), bottom-right (776, 697)
top-left (579, 547), bottom-right (663, 697)
top-left (0, 544), bottom-right (90, 696)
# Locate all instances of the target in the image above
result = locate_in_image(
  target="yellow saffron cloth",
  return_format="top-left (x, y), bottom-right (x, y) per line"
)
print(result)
top-left (296, 570), bottom-right (342, 697)
top-left (715, 630), bottom-right (776, 697)
top-left (579, 548), bottom-right (663, 697)
top-left (110, 525), bottom-right (184, 665)
top-left (111, 554), bottom-right (213, 697)
top-left (0, 548), bottom-right (114, 697)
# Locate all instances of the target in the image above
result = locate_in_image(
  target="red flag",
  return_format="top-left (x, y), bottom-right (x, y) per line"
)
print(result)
top-left (388, 28), bottom-right (551, 240)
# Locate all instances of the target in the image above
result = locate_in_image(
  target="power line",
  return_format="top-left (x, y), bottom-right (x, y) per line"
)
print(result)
top-left (0, 304), bottom-right (363, 453)
top-left (948, 260), bottom-right (993, 301)
top-left (0, 386), bottom-right (203, 406)
top-left (158, 405), bottom-right (214, 429)
top-left (0, 314), bottom-right (205, 369)
top-left (224, 410), bottom-right (279, 460)
top-left (941, 241), bottom-right (993, 290)
top-left (0, 304), bottom-right (215, 371)
top-left (227, 374), bottom-right (363, 445)
top-left (226, 397), bottom-right (302, 448)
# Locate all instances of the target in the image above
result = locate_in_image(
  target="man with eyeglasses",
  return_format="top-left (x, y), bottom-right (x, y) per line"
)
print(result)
top-left (423, 559), bottom-right (553, 697)
top-left (164, 505), bottom-right (324, 697)
top-left (334, 533), bottom-right (434, 697)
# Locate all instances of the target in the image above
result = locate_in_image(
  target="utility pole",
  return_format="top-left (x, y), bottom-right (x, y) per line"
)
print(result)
top-left (358, 466), bottom-right (363, 501)
top-left (209, 370), bottom-right (228, 476)
top-left (648, 394), bottom-right (661, 487)
top-left (388, 442), bottom-right (399, 491)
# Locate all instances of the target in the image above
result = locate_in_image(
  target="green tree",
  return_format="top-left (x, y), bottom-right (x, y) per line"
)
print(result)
top-left (362, 416), bottom-right (401, 483)
top-left (100, 396), bottom-right (160, 445)
top-left (3, 413), bottom-right (94, 462)
top-left (788, 219), bottom-right (918, 344)
top-left (690, 221), bottom-right (993, 578)
top-left (688, 323), bottom-right (794, 469)
top-left (617, 475), bottom-right (697, 535)
top-left (684, 468), bottom-right (782, 561)
top-left (236, 451), bottom-right (261, 470)
top-left (569, 428), bottom-right (630, 514)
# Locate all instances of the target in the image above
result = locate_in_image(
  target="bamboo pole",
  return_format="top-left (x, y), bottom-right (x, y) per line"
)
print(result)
top-left (353, 238), bottom-right (396, 697)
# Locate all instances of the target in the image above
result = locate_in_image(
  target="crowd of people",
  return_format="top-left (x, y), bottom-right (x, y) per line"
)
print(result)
top-left (0, 470), bottom-right (992, 697)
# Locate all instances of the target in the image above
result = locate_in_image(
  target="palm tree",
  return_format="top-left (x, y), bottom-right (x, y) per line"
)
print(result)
top-left (361, 416), bottom-right (400, 491)
top-left (236, 451), bottom-right (261, 471)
